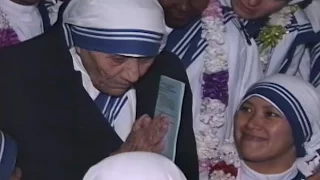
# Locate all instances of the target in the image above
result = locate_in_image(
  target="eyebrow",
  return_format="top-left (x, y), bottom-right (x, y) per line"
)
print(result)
top-left (244, 100), bottom-right (277, 110)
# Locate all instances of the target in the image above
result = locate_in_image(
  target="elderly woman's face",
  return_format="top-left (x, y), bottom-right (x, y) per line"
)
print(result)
top-left (159, 0), bottom-right (209, 28)
top-left (234, 97), bottom-right (295, 162)
top-left (78, 49), bottom-right (154, 96)
top-left (231, 0), bottom-right (288, 20)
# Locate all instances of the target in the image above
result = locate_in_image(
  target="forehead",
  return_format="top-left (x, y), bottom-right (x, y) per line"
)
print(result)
top-left (243, 96), bottom-right (275, 108)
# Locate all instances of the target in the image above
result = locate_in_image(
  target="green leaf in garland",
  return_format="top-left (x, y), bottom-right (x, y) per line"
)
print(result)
top-left (258, 25), bottom-right (286, 49)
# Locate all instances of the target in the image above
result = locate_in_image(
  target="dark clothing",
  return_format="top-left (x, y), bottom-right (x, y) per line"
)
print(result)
top-left (0, 24), bottom-right (198, 180)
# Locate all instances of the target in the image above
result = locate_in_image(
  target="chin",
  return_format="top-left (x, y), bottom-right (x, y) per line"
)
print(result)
top-left (239, 148), bottom-right (270, 162)
top-left (164, 14), bottom-right (191, 28)
top-left (105, 89), bottom-right (128, 97)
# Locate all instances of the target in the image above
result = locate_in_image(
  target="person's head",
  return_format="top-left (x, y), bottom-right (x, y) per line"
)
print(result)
top-left (234, 74), bottom-right (320, 174)
top-left (0, 130), bottom-right (18, 180)
top-left (63, 0), bottom-right (166, 96)
top-left (83, 152), bottom-right (187, 180)
top-left (231, 0), bottom-right (306, 20)
top-left (159, 0), bottom-right (210, 28)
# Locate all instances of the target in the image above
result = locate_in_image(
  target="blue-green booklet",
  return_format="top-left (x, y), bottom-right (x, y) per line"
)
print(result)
top-left (154, 75), bottom-right (185, 161)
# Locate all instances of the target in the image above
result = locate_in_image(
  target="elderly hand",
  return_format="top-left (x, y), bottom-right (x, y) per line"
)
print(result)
top-left (116, 114), bottom-right (169, 154)
top-left (307, 174), bottom-right (320, 180)
top-left (307, 165), bottom-right (320, 180)
top-left (10, 168), bottom-right (22, 180)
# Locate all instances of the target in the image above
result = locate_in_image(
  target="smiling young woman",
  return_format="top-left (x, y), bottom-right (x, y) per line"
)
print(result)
top-left (230, 74), bottom-right (320, 180)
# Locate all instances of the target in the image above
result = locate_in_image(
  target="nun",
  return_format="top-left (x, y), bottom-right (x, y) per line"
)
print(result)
top-left (214, 74), bottom-right (320, 180)
top-left (154, 0), bottom-right (320, 177)
top-left (0, 0), bottom-right (198, 179)
top-left (83, 152), bottom-right (187, 180)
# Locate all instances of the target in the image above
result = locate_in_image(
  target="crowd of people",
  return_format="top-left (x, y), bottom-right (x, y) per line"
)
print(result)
top-left (1, 0), bottom-right (320, 179)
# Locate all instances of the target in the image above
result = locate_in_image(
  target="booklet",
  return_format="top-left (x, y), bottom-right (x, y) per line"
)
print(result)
top-left (154, 75), bottom-right (185, 161)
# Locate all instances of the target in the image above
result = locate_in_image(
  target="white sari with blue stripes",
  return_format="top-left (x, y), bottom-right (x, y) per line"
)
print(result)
top-left (165, 0), bottom-right (314, 146)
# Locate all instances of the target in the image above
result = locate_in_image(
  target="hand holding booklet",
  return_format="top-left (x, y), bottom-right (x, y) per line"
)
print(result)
top-left (154, 75), bottom-right (185, 161)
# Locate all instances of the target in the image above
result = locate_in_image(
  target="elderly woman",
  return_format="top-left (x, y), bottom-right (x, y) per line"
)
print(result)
top-left (207, 74), bottom-right (320, 179)
top-left (83, 152), bottom-right (187, 180)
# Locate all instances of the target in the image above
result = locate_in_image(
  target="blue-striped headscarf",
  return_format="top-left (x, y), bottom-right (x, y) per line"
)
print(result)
top-left (0, 130), bottom-right (17, 180)
top-left (63, 0), bottom-right (166, 57)
top-left (240, 74), bottom-right (320, 176)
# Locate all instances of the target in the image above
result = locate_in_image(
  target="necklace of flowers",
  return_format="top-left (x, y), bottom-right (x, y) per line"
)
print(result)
top-left (0, 8), bottom-right (20, 47)
top-left (196, 0), bottom-right (230, 173)
top-left (258, 4), bottom-right (299, 70)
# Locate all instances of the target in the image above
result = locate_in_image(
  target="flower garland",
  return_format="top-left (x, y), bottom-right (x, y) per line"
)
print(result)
top-left (258, 5), bottom-right (299, 69)
top-left (196, 0), bottom-right (229, 173)
top-left (209, 161), bottom-right (237, 180)
top-left (0, 8), bottom-right (20, 48)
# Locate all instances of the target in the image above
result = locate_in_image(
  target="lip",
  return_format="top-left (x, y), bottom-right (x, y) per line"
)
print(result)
top-left (237, 0), bottom-right (256, 15)
top-left (242, 132), bottom-right (267, 141)
top-left (169, 10), bottom-right (188, 21)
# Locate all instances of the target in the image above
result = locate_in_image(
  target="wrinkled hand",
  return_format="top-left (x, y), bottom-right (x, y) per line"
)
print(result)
top-left (10, 168), bottom-right (22, 180)
top-left (308, 174), bottom-right (320, 180)
top-left (307, 165), bottom-right (320, 180)
top-left (116, 114), bottom-right (169, 154)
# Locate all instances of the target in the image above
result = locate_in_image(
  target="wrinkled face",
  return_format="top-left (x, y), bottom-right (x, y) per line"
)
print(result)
top-left (234, 96), bottom-right (295, 162)
top-left (231, 0), bottom-right (289, 20)
top-left (159, 0), bottom-right (210, 28)
top-left (77, 48), bottom-right (154, 96)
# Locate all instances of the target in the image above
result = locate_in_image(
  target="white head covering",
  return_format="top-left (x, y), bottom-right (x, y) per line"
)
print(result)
top-left (62, 0), bottom-right (166, 57)
top-left (241, 74), bottom-right (320, 177)
top-left (83, 152), bottom-right (187, 180)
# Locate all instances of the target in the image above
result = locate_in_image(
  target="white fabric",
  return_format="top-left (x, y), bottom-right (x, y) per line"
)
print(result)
top-left (303, 0), bottom-right (320, 32)
top-left (0, 0), bottom-right (42, 42)
top-left (0, 0), bottom-right (61, 42)
top-left (290, 0), bottom-right (320, 32)
top-left (70, 48), bottom-right (136, 141)
top-left (63, 0), bottom-right (166, 46)
top-left (83, 152), bottom-right (187, 180)
top-left (237, 161), bottom-right (299, 180)
top-left (252, 74), bottom-right (320, 177)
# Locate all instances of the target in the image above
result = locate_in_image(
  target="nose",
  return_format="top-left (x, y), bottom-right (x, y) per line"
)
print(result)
top-left (124, 59), bottom-right (140, 83)
top-left (177, 0), bottom-right (189, 12)
top-left (246, 111), bottom-right (263, 130)
top-left (247, 0), bottom-right (262, 7)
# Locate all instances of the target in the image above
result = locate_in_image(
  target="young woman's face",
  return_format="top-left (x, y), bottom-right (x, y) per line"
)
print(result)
top-left (231, 0), bottom-right (289, 20)
top-left (234, 96), bottom-right (295, 162)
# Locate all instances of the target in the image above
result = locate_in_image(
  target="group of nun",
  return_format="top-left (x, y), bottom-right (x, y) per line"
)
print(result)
top-left (1, 0), bottom-right (320, 179)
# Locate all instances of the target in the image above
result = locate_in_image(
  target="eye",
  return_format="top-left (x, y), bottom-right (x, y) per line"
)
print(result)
top-left (265, 111), bottom-right (281, 119)
top-left (139, 57), bottom-right (153, 64)
top-left (238, 105), bottom-right (252, 113)
top-left (111, 55), bottom-right (126, 64)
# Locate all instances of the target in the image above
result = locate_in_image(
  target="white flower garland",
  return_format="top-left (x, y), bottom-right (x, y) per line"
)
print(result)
top-left (196, 0), bottom-right (232, 172)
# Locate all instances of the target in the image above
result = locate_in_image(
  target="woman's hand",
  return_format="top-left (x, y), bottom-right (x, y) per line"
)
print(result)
top-left (113, 114), bottom-right (169, 155)
top-left (10, 168), bottom-right (22, 180)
